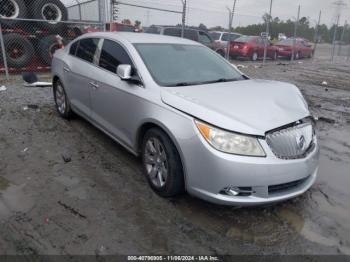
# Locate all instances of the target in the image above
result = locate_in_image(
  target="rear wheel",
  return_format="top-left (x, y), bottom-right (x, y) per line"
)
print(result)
top-left (53, 79), bottom-right (72, 119)
top-left (142, 128), bottom-right (184, 197)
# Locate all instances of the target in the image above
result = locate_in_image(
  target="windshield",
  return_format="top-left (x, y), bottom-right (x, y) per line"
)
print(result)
top-left (134, 44), bottom-right (244, 87)
top-left (234, 36), bottom-right (255, 43)
top-left (209, 32), bottom-right (221, 40)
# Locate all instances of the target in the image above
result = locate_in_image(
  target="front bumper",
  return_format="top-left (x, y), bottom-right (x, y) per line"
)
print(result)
top-left (181, 124), bottom-right (320, 206)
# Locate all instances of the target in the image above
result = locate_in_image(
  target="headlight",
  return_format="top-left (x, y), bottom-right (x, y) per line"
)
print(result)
top-left (195, 121), bottom-right (266, 157)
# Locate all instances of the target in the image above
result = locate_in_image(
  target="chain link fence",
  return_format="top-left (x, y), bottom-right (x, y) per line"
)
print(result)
top-left (0, 0), bottom-right (104, 83)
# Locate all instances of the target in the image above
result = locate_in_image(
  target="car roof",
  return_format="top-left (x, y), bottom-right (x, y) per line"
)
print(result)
top-left (79, 32), bottom-right (201, 45)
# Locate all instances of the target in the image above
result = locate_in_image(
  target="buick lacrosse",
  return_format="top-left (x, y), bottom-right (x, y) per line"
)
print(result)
top-left (52, 32), bottom-right (319, 206)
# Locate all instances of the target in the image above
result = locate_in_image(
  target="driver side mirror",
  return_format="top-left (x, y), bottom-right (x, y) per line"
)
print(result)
top-left (117, 64), bottom-right (132, 80)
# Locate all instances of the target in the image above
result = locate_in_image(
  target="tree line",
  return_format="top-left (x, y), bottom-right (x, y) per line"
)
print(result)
top-left (208, 14), bottom-right (350, 43)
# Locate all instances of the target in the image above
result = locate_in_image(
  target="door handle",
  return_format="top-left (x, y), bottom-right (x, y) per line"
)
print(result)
top-left (89, 81), bottom-right (99, 89)
top-left (63, 67), bottom-right (70, 72)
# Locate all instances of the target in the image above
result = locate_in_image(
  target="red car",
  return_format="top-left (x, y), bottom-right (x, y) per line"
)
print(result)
top-left (275, 38), bottom-right (313, 59)
top-left (230, 36), bottom-right (278, 61)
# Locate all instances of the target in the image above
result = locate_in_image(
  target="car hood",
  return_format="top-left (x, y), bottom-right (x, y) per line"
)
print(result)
top-left (161, 79), bottom-right (310, 136)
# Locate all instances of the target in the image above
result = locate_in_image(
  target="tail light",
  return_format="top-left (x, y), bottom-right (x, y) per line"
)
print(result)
top-left (242, 45), bottom-right (249, 50)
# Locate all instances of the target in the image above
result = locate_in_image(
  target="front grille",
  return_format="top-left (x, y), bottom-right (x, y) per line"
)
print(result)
top-left (266, 123), bottom-right (314, 159)
top-left (268, 176), bottom-right (309, 194)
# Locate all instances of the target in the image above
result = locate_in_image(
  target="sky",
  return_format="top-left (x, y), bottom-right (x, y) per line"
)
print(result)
top-left (115, 0), bottom-right (350, 28)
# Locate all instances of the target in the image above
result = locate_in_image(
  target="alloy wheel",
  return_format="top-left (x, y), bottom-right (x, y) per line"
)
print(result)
top-left (55, 83), bottom-right (66, 115)
top-left (144, 137), bottom-right (168, 188)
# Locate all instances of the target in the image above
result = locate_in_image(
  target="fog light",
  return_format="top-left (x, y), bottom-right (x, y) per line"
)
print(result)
top-left (220, 187), bottom-right (254, 197)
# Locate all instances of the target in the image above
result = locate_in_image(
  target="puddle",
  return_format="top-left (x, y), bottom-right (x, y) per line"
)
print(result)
top-left (0, 176), bottom-right (10, 191)
top-left (0, 182), bottom-right (35, 220)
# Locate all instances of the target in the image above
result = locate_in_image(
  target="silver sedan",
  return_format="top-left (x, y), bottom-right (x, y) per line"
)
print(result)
top-left (51, 32), bottom-right (319, 206)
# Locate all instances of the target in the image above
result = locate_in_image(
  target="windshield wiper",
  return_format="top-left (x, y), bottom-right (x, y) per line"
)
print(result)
top-left (202, 78), bottom-right (240, 84)
top-left (174, 82), bottom-right (191, 86)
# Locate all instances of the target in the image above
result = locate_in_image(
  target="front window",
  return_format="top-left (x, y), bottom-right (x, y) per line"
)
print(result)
top-left (134, 43), bottom-right (244, 87)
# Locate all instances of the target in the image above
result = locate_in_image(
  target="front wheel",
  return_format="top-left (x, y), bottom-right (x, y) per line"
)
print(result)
top-left (142, 128), bottom-right (184, 197)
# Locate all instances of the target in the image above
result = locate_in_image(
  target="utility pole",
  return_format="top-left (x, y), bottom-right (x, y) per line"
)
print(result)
top-left (338, 20), bottom-right (347, 55)
top-left (225, 0), bottom-right (238, 60)
top-left (111, 0), bottom-right (119, 22)
top-left (263, 0), bottom-right (273, 66)
top-left (181, 0), bottom-right (187, 38)
top-left (291, 5), bottom-right (300, 62)
top-left (331, 14), bottom-right (340, 62)
top-left (313, 10), bottom-right (322, 59)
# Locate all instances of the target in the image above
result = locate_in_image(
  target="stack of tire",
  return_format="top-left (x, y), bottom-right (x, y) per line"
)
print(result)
top-left (0, 0), bottom-right (68, 68)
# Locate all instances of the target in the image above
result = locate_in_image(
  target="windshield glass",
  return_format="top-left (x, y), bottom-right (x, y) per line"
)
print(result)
top-left (134, 44), bottom-right (244, 87)
top-left (235, 36), bottom-right (255, 43)
top-left (209, 32), bottom-right (221, 40)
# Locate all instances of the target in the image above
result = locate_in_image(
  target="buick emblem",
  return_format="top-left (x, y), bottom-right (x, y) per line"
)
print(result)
top-left (296, 135), bottom-right (306, 150)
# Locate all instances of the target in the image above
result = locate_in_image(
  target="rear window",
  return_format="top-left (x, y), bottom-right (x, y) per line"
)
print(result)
top-left (118, 25), bottom-right (135, 32)
top-left (209, 32), bottom-right (221, 41)
top-left (164, 28), bottom-right (182, 37)
top-left (69, 41), bottom-right (79, 56)
top-left (222, 33), bottom-right (241, 41)
top-left (76, 38), bottom-right (99, 63)
top-left (145, 26), bottom-right (161, 34)
top-left (235, 36), bottom-right (255, 43)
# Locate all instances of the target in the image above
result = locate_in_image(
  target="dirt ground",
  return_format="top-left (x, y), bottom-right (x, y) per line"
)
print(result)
top-left (0, 44), bottom-right (349, 256)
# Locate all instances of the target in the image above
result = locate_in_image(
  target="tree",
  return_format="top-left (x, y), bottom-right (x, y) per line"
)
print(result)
top-left (199, 23), bottom-right (207, 31)
top-left (135, 20), bottom-right (141, 28)
top-left (122, 19), bottom-right (131, 25)
top-left (262, 13), bottom-right (272, 24)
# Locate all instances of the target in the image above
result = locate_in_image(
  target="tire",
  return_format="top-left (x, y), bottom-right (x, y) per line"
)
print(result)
top-left (53, 79), bottom-right (73, 119)
top-left (252, 51), bottom-right (258, 61)
top-left (1, 33), bottom-right (34, 68)
top-left (30, 0), bottom-right (68, 31)
top-left (38, 35), bottom-right (67, 65)
top-left (0, 0), bottom-right (28, 27)
top-left (142, 128), bottom-right (184, 197)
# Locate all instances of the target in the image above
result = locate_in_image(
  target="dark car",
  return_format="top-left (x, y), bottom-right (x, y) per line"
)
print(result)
top-left (145, 25), bottom-right (226, 56)
top-left (275, 39), bottom-right (313, 59)
top-left (230, 35), bottom-right (278, 61)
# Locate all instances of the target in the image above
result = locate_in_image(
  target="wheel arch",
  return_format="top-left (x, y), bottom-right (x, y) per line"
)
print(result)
top-left (136, 120), bottom-right (188, 188)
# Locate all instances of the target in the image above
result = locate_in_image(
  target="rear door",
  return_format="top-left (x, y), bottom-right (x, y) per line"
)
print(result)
top-left (66, 37), bottom-right (100, 118)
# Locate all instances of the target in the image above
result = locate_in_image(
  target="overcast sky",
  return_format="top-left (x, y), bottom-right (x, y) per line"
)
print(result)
top-left (116, 0), bottom-right (350, 28)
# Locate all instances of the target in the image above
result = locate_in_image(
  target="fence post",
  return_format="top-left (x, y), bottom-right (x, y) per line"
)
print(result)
top-left (0, 22), bottom-right (9, 81)
top-left (313, 10), bottom-right (321, 60)
top-left (181, 0), bottom-right (187, 38)
top-left (291, 5), bottom-right (300, 63)
top-left (263, 0), bottom-right (273, 66)
top-left (331, 15), bottom-right (340, 62)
